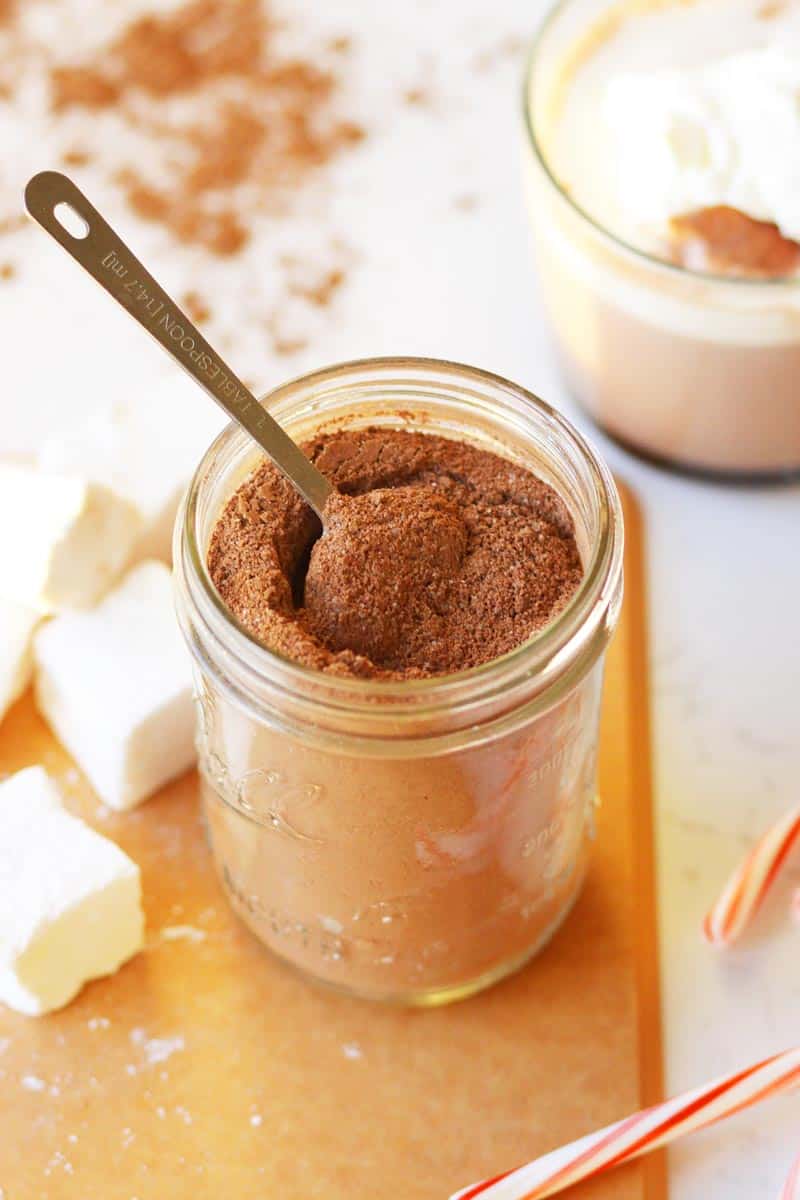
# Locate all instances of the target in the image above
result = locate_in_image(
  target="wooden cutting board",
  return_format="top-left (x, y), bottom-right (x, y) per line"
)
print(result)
top-left (0, 480), bottom-right (663, 1200)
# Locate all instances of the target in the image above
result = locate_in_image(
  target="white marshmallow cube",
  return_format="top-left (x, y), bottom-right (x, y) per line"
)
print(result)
top-left (38, 380), bottom-right (225, 564)
top-left (34, 560), bottom-right (196, 810)
top-left (0, 766), bottom-right (144, 1015)
top-left (0, 463), bottom-right (141, 611)
top-left (0, 601), bottom-right (40, 722)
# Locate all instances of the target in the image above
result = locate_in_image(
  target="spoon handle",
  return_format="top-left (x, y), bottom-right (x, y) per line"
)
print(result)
top-left (24, 171), bottom-right (332, 519)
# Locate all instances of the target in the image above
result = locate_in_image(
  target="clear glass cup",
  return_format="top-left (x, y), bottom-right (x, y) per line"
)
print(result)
top-left (174, 357), bottom-right (623, 1005)
top-left (523, 0), bottom-right (800, 481)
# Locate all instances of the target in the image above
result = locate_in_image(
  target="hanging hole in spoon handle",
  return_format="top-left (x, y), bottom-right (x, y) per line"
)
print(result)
top-left (23, 170), bottom-right (333, 522)
top-left (52, 201), bottom-right (90, 240)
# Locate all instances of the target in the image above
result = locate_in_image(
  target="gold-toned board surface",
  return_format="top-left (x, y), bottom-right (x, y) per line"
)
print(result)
top-left (0, 481), bottom-right (663, 1200)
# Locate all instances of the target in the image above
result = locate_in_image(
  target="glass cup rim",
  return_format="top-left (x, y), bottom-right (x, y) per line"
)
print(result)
top-left (179, 355), bottom-right (623, 715)
top-left (521, 0), bottom-right (800, 291)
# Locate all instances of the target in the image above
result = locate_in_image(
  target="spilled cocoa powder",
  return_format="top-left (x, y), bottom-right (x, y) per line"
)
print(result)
top-left (61, 148), bottom-right (92, 168)
top-left (208, 429), bottom-right (584, 679)
top-left (0, 0), bottom-right (363, 276)
top-left (44, 0), bottom-right (364, 258)
top-left (182, 290), bottom-right (212, 325)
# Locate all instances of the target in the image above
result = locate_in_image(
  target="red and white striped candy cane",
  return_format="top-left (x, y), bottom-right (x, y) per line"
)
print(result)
top-left (703, 805), bottom-right (800, 946)
top-left (451, 1047), bottom-right (800, 1200)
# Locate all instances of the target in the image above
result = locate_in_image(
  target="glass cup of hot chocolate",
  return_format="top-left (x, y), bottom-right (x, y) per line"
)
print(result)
top-left (524, 0), bottom-right (800, 479)
top-left (174, 358), bottom-right (623, 1005)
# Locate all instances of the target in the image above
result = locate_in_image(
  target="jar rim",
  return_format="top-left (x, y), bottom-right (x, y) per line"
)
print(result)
top-left (522, 0), bottom-right (800, 291)
top-left (177, 356), bottom-right (623, 736)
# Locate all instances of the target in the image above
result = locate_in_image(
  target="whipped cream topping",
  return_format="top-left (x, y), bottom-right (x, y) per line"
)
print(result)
top-left (604, 44), bottom-right (800, 244)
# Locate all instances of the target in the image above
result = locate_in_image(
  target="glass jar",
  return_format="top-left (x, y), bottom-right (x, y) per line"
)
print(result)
top-left (523, 0), bottom-right (800, 481)
top-left (174, 358), bottom-right (623, 1005)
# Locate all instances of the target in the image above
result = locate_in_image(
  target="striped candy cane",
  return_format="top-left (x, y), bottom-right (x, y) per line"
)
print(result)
top-left (451, 1047), bottom-right (800, 1200)
top-left (703, 805), bottom-right (800, 946)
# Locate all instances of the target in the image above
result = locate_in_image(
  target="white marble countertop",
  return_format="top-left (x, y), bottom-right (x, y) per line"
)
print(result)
top-left (2, 1), bottom-right (799, 1194)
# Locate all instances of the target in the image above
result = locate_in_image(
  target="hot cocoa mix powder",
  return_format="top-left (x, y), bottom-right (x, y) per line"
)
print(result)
top-left (208, 429), bottom-right (584, 679)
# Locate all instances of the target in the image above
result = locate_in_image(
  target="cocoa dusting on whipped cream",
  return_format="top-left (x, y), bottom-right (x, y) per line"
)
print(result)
top-left (207, 429), bottom-right (583, 679)
top-left (669, 206), bottom-right (800, 278)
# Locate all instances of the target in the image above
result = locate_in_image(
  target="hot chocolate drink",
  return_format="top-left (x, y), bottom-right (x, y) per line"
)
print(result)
top-left (525, 0), bottom-right (800, 477)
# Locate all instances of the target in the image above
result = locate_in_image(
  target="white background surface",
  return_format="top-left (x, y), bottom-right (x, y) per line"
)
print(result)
top-left (2, 1), bottom-right (799, 1194)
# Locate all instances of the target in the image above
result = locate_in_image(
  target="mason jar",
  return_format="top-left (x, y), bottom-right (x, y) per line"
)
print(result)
top-left (523, 0), bottom-right (800, 480)
top-left (174, 358), bottom-right (623, 1005)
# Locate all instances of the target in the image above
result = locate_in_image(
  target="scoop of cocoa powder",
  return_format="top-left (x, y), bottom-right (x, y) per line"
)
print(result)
top-left (304, 487), bottom-right (468, 668)
top-left (207, 429), bottom-right (584, 680)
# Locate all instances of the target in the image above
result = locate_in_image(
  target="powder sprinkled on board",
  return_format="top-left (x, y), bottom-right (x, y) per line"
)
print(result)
top-left (157, 924), bottom-right (207, 944)
top-left (21, 1073), bottom-right (46, 1091)
top-left (129, 1028), bottom-right (185, 1067)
